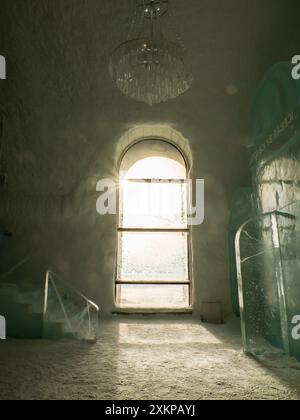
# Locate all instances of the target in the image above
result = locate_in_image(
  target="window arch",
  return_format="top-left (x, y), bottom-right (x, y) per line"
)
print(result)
top-left (116, 139), bottom-right (191, 310)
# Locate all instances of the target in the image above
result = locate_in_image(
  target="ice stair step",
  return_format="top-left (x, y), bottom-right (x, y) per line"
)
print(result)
top-left (0, 284), bottom-right (88, 340)
top-left (43, 320), bottom-right (79, 340)
top-left (0, 293), bottom-right (43, 339)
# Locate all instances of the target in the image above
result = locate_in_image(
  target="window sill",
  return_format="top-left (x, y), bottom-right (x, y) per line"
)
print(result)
top-left (113, 307), bottom-right (193, 315)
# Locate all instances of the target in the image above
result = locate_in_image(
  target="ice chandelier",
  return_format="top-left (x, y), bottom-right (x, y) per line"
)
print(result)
top-left (109, 0), bottom-right (193, 106)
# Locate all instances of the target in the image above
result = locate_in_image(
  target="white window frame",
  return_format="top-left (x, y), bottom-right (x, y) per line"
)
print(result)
top-left (115, 140), bottom-right (192, 310)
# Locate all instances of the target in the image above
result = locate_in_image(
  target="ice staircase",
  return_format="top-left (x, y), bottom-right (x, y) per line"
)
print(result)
top-left (0, 283), bottom-right (75, 339)
top-left (0, 271), bottom-right (99, 340)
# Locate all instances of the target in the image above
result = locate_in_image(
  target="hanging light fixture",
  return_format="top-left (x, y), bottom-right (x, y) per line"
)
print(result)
top-left (109, 0), bottom-right (193, 106)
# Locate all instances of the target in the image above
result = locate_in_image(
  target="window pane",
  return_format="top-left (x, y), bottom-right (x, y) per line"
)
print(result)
top-left (124, 157), bottom-right (186, 180)
top-left (116, 284), bottom-right (189, 308)
top-left (120, 181), bottom-right (187, 228)
top-left (117, 232), bottom-right (189, 282)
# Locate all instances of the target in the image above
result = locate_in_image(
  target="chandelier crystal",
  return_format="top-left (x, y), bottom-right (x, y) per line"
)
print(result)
top-left (109, 0), bottom-right (193, 106)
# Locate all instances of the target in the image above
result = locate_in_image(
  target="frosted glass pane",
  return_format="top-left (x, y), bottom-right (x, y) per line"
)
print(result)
top-left (120, 140), bottom-right (186, 180)
top-left (117, 232), bottom-right (189, 281)
top-left (116, 284), bottom-right (189, 308)
top-left (120, 182), bottom-right (187, 228)
top-left (125, 157), bottom-right (186, 180)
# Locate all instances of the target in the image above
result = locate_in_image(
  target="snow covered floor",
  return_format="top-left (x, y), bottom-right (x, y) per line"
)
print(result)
top-left (0, 316), bottom-right (300, 400)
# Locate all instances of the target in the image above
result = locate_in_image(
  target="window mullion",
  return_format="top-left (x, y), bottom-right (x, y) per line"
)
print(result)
top-left (116, 281), bottom-right (190, 285)
top-left (126, 178), bottom-right (187, 184)
top-left (118, 228), bottom-right (189, 233)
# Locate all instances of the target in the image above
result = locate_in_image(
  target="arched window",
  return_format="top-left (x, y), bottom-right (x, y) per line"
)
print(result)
top-left (116, 139), bottom-right (191, 310)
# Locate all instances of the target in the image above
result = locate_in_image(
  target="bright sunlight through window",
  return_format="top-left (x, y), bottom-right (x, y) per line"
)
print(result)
top-left (116, 140), bottom-right (191, 310)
